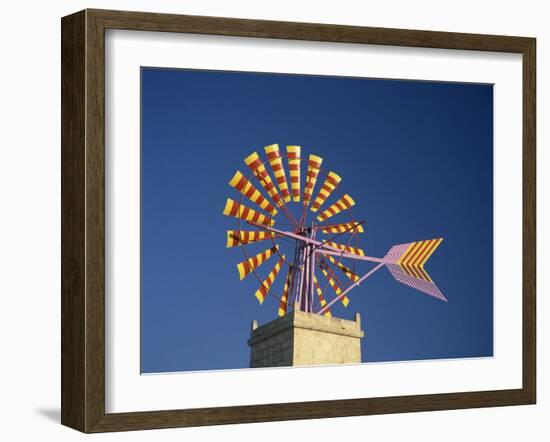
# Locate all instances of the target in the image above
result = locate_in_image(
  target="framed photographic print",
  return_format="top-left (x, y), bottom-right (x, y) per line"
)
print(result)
top-left (61, 9), bottom-right (536, 433)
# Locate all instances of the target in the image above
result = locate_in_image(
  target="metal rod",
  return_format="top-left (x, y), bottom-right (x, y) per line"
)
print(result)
top-left (317, 262), bottom-right (385, 315)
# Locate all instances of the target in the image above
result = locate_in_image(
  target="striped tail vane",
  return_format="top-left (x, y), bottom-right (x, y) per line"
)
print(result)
top-left (384, 238), bottom-right (447, 301)
top-left (229, 171), bottom-right (278, 215)
top-left (226, 230), bottom-right (275, 248)
top-left (223, 198), bottom-right (274, 226)
top-left (316, 194), bottom-right (355, 222)
top-left (313, 276), bottom-right (332, 317)
top-left (255, 255), bottom-right (285, 304)
top-left (303, 154), bottom-right (323, 206)
top-left (311, 171), bottom-right (341, 212)
top-left (278, 268), bottom-right (292, 316)
top-left (244, 152), bottom-right (284, 208)
top-left (286, 145), bottom-right (301, 202)
top-left (236, 245), bottom-right (279, 280)
top-left (264, 144), bottom-right (291, 203)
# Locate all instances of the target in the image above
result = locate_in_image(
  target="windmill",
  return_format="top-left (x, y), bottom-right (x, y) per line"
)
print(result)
top-left (222, 144), bottom-right (447, 321)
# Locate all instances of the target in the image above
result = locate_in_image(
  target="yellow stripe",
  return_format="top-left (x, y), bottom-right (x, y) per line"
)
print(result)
top-left (244, 151), bottom-right (259, 165)
top-left (403, 241), bottom-right (427, 276)
top-left (222, 198), bottom-right (234, 216)
top-left (397, 242), bottom-right (416, 265)
top-left (343, 194), bottom-right (355, 206)
top-left (237, 263), bottom-right (246, 280)
top-left (287, 145), bottom-right (301, 154)
top-left (419, 238), bottom-right (443, 268)
top-left (412, 239), bottom-right (436, 272)
top-left (229, 171), bottom-right (243, 187)
top-left (398, 242), bottom-right (420, 276)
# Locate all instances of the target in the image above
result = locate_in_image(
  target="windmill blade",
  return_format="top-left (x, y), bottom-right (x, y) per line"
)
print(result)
top-left (303, 154), bottom-right (323, 206)
top-left (229, 171), bottom-right (278, 215)
top-left (320, 267), bottom-right (350, 307)
top-left (278, 268), bottom-right (292, 316)
top-left (313, 276), bottom-right (332, 317)
top-left (324, 241), bottom-right (365, 257)
top-left (326, 254), bottom-right (360, 282)
top-left (319, 221), bottom-right (364, 234)
top-left (384, 239), bottom-right (447, 301)
top-left (264, 144), bottom-right (291, 203)
top-left (316, 194), bottom-right (355, 222)
top-left (244, 152), bottom-right (284, 207)
top-left (236, 245), bottom-right (279, 280)
top-left (255, 255), bottom-right (285, 304)
top-left (223, 198), bottom-right (274, 227)
top-left (286, 145), bottom-right (301, 202)
top-left (226, 230), bottom-right (275, 248)
top-left (311, 171), bottom-right (341, 213)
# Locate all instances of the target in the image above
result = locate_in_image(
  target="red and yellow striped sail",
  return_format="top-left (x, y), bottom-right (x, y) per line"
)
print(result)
top-left (325, 241), bottom-right (365, 257)
top-left (255, 255), bottom-right (285, 304)
top-left (226, 230), bottom-right (275, 248)
top-left (229, 170), bottom-right (278, 215)
top-left (396, 238), bottom-right (443, 282)
top-left (286, 145), bottom-right (301, 202)
top-left (310, 171), bottom-right (341, 213)
top-left (244, 152), bottom-right (283, 207)
top-left (313, 276), bottom-right (332, 317)
top-left (326, 254), bottom-right (360, 282)
top-left (236, 245), bottom-right (279, 280)
top-left (320, 268), bottom-right (349, 307)
top-left (264, 144), bottom-right (291, 203)
top-left (303, 154), bottom-right (323, 206)
top-left (278, 268), bottom-right (292, 316)
top-left (316, 194), bottom-right (355, 222)
top-left (223, 198), bottom-right (274, 226)
top-left (319, 221), bottom-right (364, 234)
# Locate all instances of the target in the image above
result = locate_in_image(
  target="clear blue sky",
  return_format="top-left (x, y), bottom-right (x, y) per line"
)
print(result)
top-left (141, 67), bottom-right (493, 373)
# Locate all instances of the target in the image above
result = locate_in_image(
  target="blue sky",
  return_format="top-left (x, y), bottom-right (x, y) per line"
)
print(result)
top-left (141, 67), bottom-right (493, 373)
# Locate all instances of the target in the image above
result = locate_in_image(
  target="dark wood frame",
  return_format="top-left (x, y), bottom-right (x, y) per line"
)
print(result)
top-left (61, 8), bottom-right (536, 433)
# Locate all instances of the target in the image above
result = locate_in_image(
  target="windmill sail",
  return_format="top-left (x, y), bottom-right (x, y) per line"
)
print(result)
top-left (324, 241), bottom-right (365, 257)
top-left (320, 267), bottom-right (350, 307)
top-left (319, 221), bottom-right (364, 234)
top-left (311, 171), bottom-right (341, 212)
top-left (286, 145), bottom-right (301, 202)
top-left (264, 144), bottom-right (291, 202)
top-left (278, 268), bottom-right (292, 316)
top-left (303, 154), bottom-right (323, 206)
top-left (244, 152), bottom-right (284, 207)
top-left (223, 198), bottom-right (274, 226)
top-left (255, 255), bottom-right (285, 304)
top-left (326, 254), bottom-right (360, 282)
top-left (384, 239), bottom-right (446, 301)
top-left (313, 276), bottom-right (332, 317)
top-left (236, 245), bottom-right (279, 280)
top-left (226, 230), bottom-right (275, 248)
top-left (316, 194), bottom-right (355, 222)
top-left (229, 171), bottom-right (278, 215)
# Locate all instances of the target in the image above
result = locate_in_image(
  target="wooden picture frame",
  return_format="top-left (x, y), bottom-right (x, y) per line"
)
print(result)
top-left (61, 8), bottom-right (536, 433)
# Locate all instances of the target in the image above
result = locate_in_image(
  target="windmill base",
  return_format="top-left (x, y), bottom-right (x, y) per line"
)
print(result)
top-left (247, 310), bottom-right (364, 368)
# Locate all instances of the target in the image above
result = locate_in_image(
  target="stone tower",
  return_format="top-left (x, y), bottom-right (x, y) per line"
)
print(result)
top-left (248, 310), bottom-right (364, 368)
